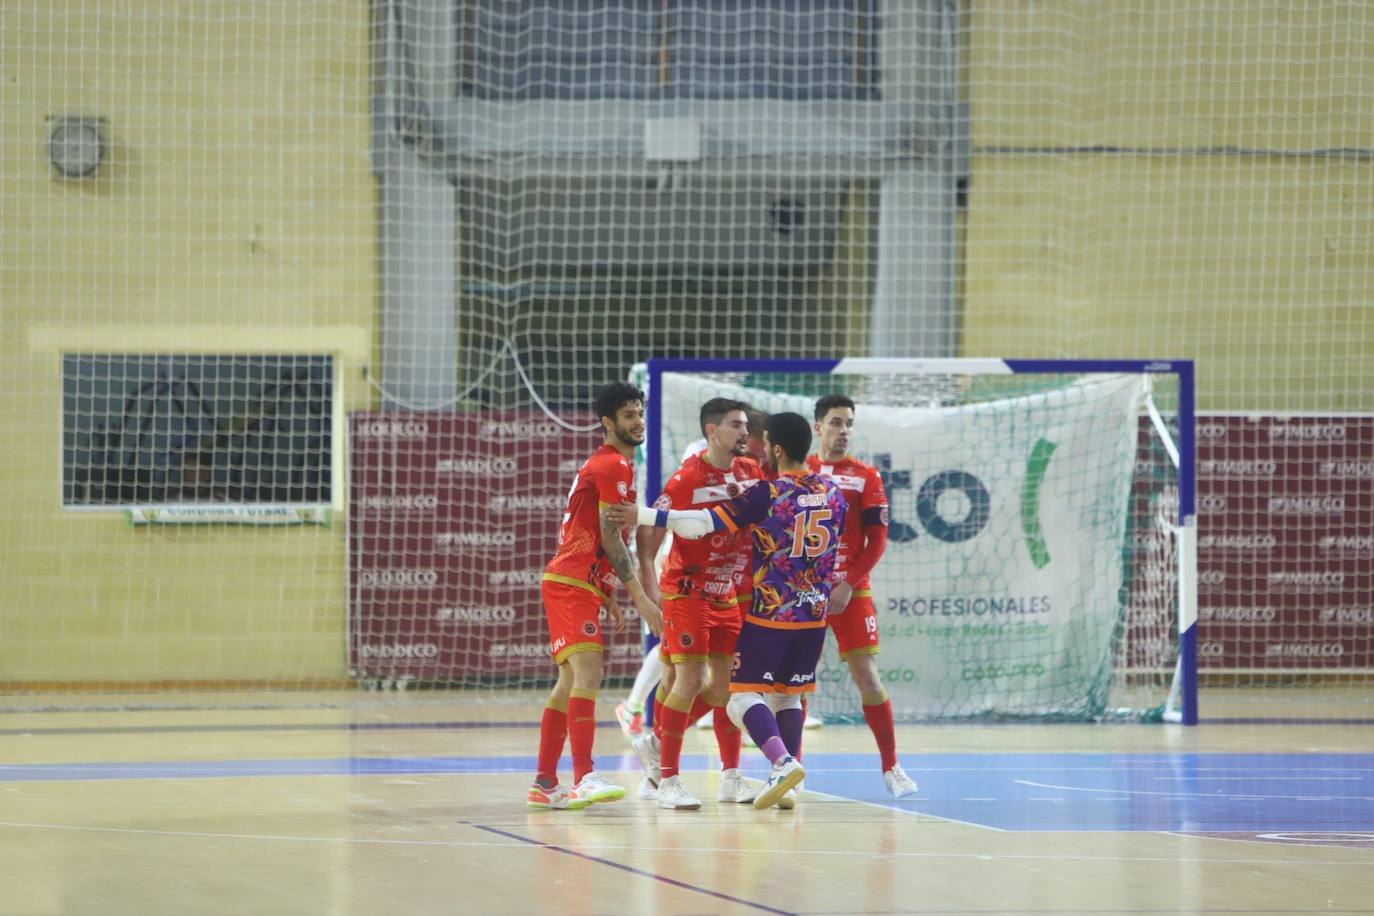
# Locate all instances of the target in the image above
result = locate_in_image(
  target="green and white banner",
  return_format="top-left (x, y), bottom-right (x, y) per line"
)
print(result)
top-left (651, 371), bottom-right (1146, 720)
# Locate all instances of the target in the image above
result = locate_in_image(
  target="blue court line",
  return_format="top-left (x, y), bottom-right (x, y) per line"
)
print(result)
top-left (474, 825), bottom-right (795, 916)
top-left (4, 751), bottom-right (1372, 834)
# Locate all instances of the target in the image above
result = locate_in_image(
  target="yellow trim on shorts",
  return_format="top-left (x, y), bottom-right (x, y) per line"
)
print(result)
top-left (553, 642), bottom-right (603, 665)
top-left (853, 589), bottom-right (873, 598)
top-left (665, 653), bottom-right (710, 664)
top-left (838, 644), bottom-right (881, 662)
top-left (542, 573), bottom-right (609, 602)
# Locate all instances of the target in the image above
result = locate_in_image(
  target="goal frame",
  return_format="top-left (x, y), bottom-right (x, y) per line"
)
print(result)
top-left (642, 356), bottom-right (1198, 725)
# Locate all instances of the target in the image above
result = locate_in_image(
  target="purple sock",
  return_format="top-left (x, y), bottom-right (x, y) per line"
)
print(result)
top-left (741, 703), bottom-right (789, 765)
top-left (776, 708), bottom-right (804, 758)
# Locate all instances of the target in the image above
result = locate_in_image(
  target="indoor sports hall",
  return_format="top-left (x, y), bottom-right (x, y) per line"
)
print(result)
top-left (3, 3), bottom-right (1371, 915)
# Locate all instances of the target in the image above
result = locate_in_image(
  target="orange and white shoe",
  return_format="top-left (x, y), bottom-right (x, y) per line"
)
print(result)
top-left (615, 702), bottom-right (644, 740)
top-left (526, 782), bottom-right (589, 811)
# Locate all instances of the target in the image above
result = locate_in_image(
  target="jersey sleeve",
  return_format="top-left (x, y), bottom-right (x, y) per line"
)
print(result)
top-left (657, 468), bottom-right (695, 510)
top-left (860, 464), bottom-right (888, 527)
top-left (710, 479), bottom-right (773, 532)
top-left (592, 456), bottom-right (632, 507)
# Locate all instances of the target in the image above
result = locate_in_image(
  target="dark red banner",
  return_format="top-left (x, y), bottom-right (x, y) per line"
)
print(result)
top-left (347, 412), bottom-right (644, 683)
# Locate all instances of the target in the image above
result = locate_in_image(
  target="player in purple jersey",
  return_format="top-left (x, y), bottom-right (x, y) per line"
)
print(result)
top-left (612, 412), bottom-right (845, 810)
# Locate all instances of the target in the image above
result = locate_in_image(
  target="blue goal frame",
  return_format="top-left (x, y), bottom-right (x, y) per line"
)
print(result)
top-left (641, 357), bottom-right (1198, 725)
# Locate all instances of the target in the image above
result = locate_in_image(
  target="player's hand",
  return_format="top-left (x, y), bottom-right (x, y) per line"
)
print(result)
top-left (829, 581), bottom-right (853, 616)
top-left (604, 501), bottom-right (639, 529)
top-left (602, 595), bottom-right (626, 636)
top-left (642, 575), bottom-right (663, 608)
top-left (634, 594), bottom-right (663, 637)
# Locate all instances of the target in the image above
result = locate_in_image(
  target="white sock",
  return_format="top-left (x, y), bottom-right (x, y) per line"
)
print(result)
top-left (626, 647), bottom-right (664, 711)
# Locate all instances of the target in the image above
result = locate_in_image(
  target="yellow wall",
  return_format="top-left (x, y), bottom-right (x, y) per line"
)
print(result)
top-left (962, 1), bottom-right (1374, 410)
top-left (0, 3), bottom-right (373, 684)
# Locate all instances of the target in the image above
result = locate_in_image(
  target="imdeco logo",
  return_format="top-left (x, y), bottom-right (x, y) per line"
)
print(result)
top-left (1199, 570), bottom-right (1227, 588)
top-left (478, 420), bottom-right (562, 441)
top-left (1319, 461), bottom-right (1374, 479)
top-left (1319, 607), bottom-right (1374, 624)
top-left (1268, 571), bottom-right (1344, 590)
top-left (558, 459), bottom-right (582, 474)
top-left (489, 643), bottom-right (548, 658)
top-left (1266, 642), bottom-right (1343, 658)
top-left (1200, 460), bottom-right (1277, 478)
top-left (358, 569), bottom-right (439, 589)
top-left (487, 494), bottom-right (565, 512)
top-left (1198, 424), bottom-right (1229, 440)
top-left (435, 531), bottom-right (516, 550)
top-left (488, 569), bottom-right (544, 587)
top-left (1268, 496), bottom-right (1345, 514)
top-left (436, 605), bottom-right (518, 623)
top-left (360, 494), bottom-right (439, 513)
top-left (1199, 534), bottom-right (1277, 551)
top-left (360, 643), bottom-right (439, 659)
top-left (1200, 606), bottom-right (1277, 623)
top-left (1269, 424), bottom-right (1346, 441)
top-left (436, 457), bottom-right (519, 475)
top-left (356, 420), bottom-right (428, 439)
top-left (1319, 536), bottom-right (1374, 557)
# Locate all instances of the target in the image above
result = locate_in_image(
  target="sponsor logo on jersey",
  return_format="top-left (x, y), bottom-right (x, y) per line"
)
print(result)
top-left (355, 420), bottom-right (428, 439)
top-left (358, 569), bottom-right (439, 589)
top-left (360, 642), bottom-right (439, 659)
top-left (436, 457), bottom-right (519, 475)
top-left (690, 480), bottom-right (762, 504)
top-left (436, 605), bottom-right (517, 623)
top-left (818, 470), bottom-right (867, 492)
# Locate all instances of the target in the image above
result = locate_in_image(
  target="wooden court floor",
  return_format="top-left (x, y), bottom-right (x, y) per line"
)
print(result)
top-left (2, 691), bottom-right (1372, 915)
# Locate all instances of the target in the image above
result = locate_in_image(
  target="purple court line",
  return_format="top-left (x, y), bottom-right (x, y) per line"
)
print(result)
top-left (1205, 718), bottom-right (1374, 726)
top-left (473, 824), bottom-right (796, 916)
top-left (0, 720), bottom-right (598, 738)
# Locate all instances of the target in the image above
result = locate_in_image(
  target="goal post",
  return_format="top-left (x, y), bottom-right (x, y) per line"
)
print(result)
top-left (638, 357), bottom-right (1198, 725)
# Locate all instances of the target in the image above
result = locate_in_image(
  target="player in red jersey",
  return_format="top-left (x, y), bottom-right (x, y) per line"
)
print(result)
top-left (631, 398), bottom-right (765, 809)
top-left (806, 394), bottom-right (918, 798)
top-left (527, 383), bottom-right (664, 811)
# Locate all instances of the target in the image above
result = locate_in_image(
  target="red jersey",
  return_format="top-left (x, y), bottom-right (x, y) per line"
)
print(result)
top-left (804, 454), bottom-right (888, 591)
top-left (543, 444), bottom-right (635, 599)
top-left (655, 451), bottom-right (764, 602)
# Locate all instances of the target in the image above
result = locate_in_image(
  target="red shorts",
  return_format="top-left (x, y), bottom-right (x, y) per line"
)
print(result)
top-left (828, 593), bottom-right (880, 661)
top-left (659, 594), bottom-right (743, 663)
top-left (541, 580), bottom-right (604, 665)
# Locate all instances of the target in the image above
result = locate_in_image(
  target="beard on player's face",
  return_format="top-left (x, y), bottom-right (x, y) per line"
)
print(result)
top-left (610, 417), bottom-right (644, 446)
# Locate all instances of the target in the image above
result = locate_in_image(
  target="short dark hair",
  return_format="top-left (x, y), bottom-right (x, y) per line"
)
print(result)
top-left (595, 382), bottom-right (645, 420)
top-left (698, 398), bottom-right (748, 438)
top-left (814, 393), bottom-right (856, 422)
top-left (745, 407), bottom-right (769, 440)
top-left (766, 412), bottom-right (812, 463)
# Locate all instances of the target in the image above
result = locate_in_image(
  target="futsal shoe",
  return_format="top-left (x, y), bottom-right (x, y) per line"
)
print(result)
top-left (884, 764), bottom-right (918, 798)
top-left (716, 768), bottom-right (764, 804)
top-left (630, 732), bottom-right (661, 779)
top-left (776, 788), bottom-right (798, 810)
top-left (526, 782), bottom-right (590, 811)
top-left (655, 775), bottom-right (702, 810)
top-left (636, 775), bottom-right (660, 800)
top-left (615, 702), bottom-right (644, 740)
top-left (572, 771), bottom-right (626, 805)
top-left (753, 756), bottom-right (805, 810)
top-left (804, 712), bottom-right (824, 729)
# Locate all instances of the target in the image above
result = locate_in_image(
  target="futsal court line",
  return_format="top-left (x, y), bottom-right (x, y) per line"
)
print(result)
top-left (0, 820), bottom-right (1367, 868)
top-left (471, 824), bottom-right (796, 915)
top-left (1014, 778), bottom-right (1374, 802)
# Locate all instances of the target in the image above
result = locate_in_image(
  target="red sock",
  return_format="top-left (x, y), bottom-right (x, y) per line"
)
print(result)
top-left (688, 695), bottom-right (712, 722)
top-left (713, 706), bottom-right (741, 770)
top-left (653, 694), bottom-right (665, 740)
top-left (863, 698), bottom-right (898, 772)
top-left (536, 706), bottom-right (567, 785)
top-left (567, 694), bottom-right (597, 783)
top-left (658, 703), bottom-right (690, 779)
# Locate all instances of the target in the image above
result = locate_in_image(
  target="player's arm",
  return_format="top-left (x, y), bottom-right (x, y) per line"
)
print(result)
top-left (636, 524), bottom-right (667, 605)
top-left (633, 480), bottom-right (770, 537)
top-left (600, 505), bottom-right (663, 636)
top-left (846, 467), bottom-right (890, 583)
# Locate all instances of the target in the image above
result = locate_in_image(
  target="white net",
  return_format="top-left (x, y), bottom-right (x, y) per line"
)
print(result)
top-left (3, 2), bottom-right (1370, 715)
top-left (643, 363), bottom-right (1188, 722)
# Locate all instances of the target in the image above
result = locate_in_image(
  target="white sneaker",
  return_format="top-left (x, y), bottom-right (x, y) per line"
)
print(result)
top-left (776, 788), bottom-right (797, 810)
top-left (753, 756), bottom-right (805, 810)
top-left (884, 763), bottom-right (918, 798)
top-left (636, 775), bottom-right (660, 800)
top-left (630, 733), bottom-right (661, 781)
top-left (716, 768), bottom-right (764, 804)
top-left (804, 713), bottom-right (823, 729)
top-left (655, 775), bottom-right (702, 810)
top-left (572, 771), bottom-right (626, 805)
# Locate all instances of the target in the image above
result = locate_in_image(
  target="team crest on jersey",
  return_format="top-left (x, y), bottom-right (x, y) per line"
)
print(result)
top-left (582, 621), bottom-right (598, 637)
top-left (726, 482), bottom-right (742, 497)
top-left (616, 481), bottom-right (628, 497)
top-left (653, 494), bottom-right (672, 510)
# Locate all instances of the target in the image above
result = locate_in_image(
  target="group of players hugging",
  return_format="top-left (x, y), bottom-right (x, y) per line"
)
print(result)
top-left (527, 382), bottom-right (918, 812)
